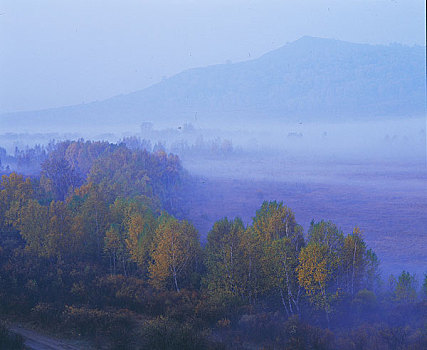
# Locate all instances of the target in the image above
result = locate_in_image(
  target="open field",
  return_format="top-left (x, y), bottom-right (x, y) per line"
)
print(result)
top-left (184, 156), bottom-right (427, 277)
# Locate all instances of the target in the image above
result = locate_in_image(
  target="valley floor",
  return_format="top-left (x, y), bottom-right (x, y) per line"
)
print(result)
top-left (184, 156), bottom-right (427, 277)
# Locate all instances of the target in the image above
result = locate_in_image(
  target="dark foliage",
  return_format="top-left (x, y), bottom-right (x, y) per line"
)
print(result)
top-left (0, 322), bottom-right (24, 350)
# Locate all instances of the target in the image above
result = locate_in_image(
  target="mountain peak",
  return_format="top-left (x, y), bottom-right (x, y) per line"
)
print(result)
top-left (1, 37), bottom-right (424, 129)
top-left (294, 35), bottom-right (324, 42)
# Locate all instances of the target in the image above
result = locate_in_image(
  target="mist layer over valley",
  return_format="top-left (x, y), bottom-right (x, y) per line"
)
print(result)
top-left (1, 115), bottom-right (425, 278)
top-left (1, 38), bottom-right (426, 277)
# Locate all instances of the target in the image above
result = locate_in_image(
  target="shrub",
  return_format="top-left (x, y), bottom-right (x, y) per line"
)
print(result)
top-left (31, 302), bottom-right (63, 328)
top-left (62, 306), bottom-right (135, 349)
top-left (140, 316), bottom-right (222, 350)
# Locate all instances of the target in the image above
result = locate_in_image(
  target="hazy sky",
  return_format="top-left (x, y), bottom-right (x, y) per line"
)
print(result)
top-left (0, 0), bottom-right (425, 113)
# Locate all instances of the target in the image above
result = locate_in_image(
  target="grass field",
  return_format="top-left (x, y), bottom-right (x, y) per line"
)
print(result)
top-left (183, 155), bottom-right (427, 278)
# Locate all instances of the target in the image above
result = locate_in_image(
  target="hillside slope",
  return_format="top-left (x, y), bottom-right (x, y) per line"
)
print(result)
top-left (2, 37), bottom-right (425, 130)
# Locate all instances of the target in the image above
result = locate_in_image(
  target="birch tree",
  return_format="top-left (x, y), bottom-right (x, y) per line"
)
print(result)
top-left (149, 215), bottom-right (200, 292)
top-left (297, 243), bottom-right (333, 327)
top-left (204, 217), bottom-right (246, 301)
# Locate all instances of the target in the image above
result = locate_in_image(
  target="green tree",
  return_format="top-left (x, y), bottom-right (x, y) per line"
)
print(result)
top-left (69, 183), bottom-right (110, 260)
top-left (268, 236), bottom-right (303, 315)
top-left (250, 201), bottom-right (305, 312)
top-left (239, 227), bottom-right (264, 304)
top-left (107, 197), bottom-right (157, 276)
top-left (393, 271), bottom-right (417, 303)
top-left (204, 217), bottom-right (247, 301)
top-left (364, 248), bottom-right (381, 292)
top-left (307, 220), bottom-right (344, 256)
top-left (104, 224), bottom-right (129, 276)
top-left (252, 201), bottom-right (302, 247)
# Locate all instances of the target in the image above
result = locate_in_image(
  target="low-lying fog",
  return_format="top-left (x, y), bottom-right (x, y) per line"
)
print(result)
top-left (1, 116), bottom-right (425, 162)
top-left (1, 116), bottom-right (426, 276)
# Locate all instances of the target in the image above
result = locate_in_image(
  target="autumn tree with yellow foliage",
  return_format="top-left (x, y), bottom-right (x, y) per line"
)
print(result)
top-left (149, 215), bottom-right (200, 292)
top-left (297, 242), bottom-right (333, 327)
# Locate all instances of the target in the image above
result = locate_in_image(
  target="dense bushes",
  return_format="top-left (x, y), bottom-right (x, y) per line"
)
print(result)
top-left (140, 316), bottom-right (223, 350)
top-left (0, 322), bottom-right (24, 350)
top-left (28, 303), bottom-right (135, 349)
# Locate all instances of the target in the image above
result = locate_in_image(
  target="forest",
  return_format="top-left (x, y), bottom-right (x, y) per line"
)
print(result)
top-left (0, 140), bottom-right (426, 349)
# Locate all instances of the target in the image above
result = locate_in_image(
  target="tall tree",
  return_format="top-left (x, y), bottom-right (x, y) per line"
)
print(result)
top-left (69, 183), bottom-right (110, 260)
top-left (297, 242), bottom-right (333, 327)
top-left (126, 210), bottom-right (157, 276)
top-left (252, 201), bottom-right (302, 247)
top-left (341, 227), bottom-right (367, 296)
top-left (41, 157), bottom-right (82, 200)
top-left (204, 217), bottom-right (247, 301)
top-left (107, 197), bottom-right (158, 276)
top-left (307, 220), bottom-right (344, 288)
top-left (250, 201), bottom-right (304, 307)
top-left (149, 215), bottom-right (200, 292)
top-left (364, 248), bottom-right (380, 292)
top-left (1, 173), bottom-right (34, 233)
top-left (14, 199), bottom-right (49, 257)
top-left (46, 200), bottom-right (75, 261)
top-left (307, 220), bottom-right (344, 256)
top-left (393, 271), bottom-right (418, 303)
top-left (104, 224), bottom-right (128, 276)
top-left (268, 235), bottom-right (303, 316)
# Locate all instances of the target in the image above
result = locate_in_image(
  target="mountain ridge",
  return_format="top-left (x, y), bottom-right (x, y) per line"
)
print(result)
top-left (2, 36), bottom-right (425, 130)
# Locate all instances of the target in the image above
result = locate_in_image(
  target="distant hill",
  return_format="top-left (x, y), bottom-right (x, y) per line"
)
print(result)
top-left (2, 36), bottom-right (425, 130)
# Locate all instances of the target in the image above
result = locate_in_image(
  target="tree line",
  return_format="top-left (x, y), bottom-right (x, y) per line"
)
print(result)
top-left (0, 140), bottom-right (425, 349)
